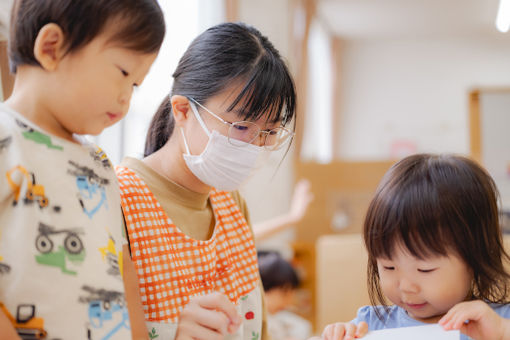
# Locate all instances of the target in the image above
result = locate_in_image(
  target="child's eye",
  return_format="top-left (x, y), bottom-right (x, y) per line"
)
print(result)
top-left (383, 266), bottom-right (395, 271)
top-left (417, 268), bottom-right (436, 273)
top-left (120, 69), bottom-right (129, 77)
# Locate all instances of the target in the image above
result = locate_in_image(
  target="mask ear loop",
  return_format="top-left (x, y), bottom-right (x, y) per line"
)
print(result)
top-left (181, 99), bottom-right (213, 156)
top-left (188, 99), bottom-right (212, 138)
top-left (180, 128), bottom-right (192, 155)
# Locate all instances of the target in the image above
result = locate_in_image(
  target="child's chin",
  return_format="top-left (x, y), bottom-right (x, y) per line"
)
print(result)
top-left (406, 310), bottom-right (444, 324)
top-left (87, 125), bottom-right (109, 136)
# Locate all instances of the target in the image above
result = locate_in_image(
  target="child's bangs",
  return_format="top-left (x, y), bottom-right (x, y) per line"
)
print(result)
top-left (365, 175), bottom-right (457, 262)
top-left (106, 8), bottom-right (165, 54)
top-left (226, 54), bottom-right (296, 126)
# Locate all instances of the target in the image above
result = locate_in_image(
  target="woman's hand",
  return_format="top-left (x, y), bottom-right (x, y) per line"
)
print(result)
top-left (175, 292), bottom-right (241, 340)
top-left (310, 322), bottom-right (368, 340)
top-left (439, 300), bottom-right (510, 340)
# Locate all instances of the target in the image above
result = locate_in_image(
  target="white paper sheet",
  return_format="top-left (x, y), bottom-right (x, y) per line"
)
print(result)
top-left (363, 324), bottom-right (460, 339)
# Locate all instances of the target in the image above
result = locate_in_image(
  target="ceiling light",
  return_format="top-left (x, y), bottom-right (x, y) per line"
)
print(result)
top-left (496, 0), bottom-right (510, 32)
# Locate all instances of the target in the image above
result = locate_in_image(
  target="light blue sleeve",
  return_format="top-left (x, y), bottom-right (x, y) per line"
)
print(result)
top-left (492, 303), bottom-right (510, 318)
top-left (351, 305), bottom-right (374, 325)
top-left (351, 306), bottom-right (390, 331)
top-left (351, 305), bottom-right (423, 331)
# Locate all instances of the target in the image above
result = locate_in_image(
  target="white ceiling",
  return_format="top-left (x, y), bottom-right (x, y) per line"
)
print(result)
top-left (317, 0), bottom-right (508, 40)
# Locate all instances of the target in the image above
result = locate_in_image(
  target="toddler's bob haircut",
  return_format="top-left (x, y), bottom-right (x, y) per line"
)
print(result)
top-left (364, 154), bottom-right (510, 307)
top-left (9, 0), bottom-right (165, 72)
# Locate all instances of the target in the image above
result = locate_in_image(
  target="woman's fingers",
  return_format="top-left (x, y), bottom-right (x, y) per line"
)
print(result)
top-left (176, 292), bottom-right (241, 340)
top-left (197, 292), bottom-right (241, 327)
top-left (186, 302), bottom-right (230, 334)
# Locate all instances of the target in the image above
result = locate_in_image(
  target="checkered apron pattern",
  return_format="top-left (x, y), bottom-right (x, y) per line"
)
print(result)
top-left (116, 166), bottom-right (260, 323)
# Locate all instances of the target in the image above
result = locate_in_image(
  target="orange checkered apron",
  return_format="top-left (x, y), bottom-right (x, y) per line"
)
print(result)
top-left (116, 166), bottom-right (260, 324)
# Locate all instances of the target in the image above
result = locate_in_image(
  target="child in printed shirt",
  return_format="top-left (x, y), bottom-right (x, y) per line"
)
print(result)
top-left (317, 154), bottom-right (510, 340)
top-left (0, 1), bottom-right (164, 339)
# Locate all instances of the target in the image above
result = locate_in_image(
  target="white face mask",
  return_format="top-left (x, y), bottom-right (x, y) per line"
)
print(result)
top-left (181, 101), bottom-right (265, 191)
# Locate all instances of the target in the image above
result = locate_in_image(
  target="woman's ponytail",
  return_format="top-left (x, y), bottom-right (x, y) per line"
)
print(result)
top-left (144, 95), bottom-right (175, 157)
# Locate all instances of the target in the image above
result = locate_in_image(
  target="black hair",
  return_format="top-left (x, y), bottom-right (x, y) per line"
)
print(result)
top-left (258, 250), bottom-right (300, 291)
top-left (144, 22), bottom-right (296, 157)
top-left (364, 153), bottom-right (510, 310)
top-left (9, 0), bottom-right (165, 73)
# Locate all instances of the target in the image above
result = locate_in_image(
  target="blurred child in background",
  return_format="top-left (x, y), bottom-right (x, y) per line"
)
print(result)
top-left (259, 250), bottom-right (312, 340)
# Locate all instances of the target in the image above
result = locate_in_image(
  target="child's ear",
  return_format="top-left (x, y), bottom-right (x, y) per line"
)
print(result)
top-left (33, 23), bottom-right (66, 71)
top-left (171, 95), bottom-right (191, 126)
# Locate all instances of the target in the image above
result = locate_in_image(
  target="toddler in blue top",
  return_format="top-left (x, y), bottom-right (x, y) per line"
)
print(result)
top-left (317, 154), bottom-right (510, 340)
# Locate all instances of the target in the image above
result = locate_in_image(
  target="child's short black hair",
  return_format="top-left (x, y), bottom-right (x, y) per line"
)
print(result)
top-left (9, 0), bottom-right (165, 72)
top-left (258, 250), bottom-right (300, 291)
top-left (364, 153), bottom-right (510, 307)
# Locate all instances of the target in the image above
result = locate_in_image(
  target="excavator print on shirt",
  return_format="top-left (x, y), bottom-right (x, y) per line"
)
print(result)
top-left (35, 222), bottom-right (86, 276)
top-left (6, 165), bottom-right (49, 209)
top-left (68, 161), bottom-right (109, 219)
top-left (5, 165), bottom-right (62, 212)
top-left (0, 302), bottom-right (48, 340)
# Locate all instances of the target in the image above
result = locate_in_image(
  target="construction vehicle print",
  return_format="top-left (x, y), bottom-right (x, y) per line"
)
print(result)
top-left (35, 222), bottom-right (85, 275)
top-left (15, 119), bottom-right (63, 151)
top-left (99, 236), bottom-right (122, 278)
top-left (0, 302), bottom-right (48, 339)
top-left (90, 148), bottom-right (112, 169)
top-left (6, 165), bottom-right (49, 208)
top-left (80, 286), bottom-right (130, 340)
top-left (68, 161), bottom-right (109, 219)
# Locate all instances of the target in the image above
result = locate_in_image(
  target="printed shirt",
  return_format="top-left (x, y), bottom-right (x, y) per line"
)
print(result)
top-left (117, 165), bottom-right (264, 340)
top-left (0, 103), bottom-right (130, 340)
top-left (352, 304), bottom-right (510, 340)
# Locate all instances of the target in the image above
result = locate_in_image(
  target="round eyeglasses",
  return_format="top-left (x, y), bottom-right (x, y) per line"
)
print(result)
top-left (189, 98), bottom-right (294, 151)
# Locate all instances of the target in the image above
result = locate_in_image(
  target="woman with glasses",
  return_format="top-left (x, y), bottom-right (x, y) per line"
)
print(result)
top-left (116, 22), bottom-right (296, 340)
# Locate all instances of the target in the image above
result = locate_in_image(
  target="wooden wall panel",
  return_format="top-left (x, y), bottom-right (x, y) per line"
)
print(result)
top-left (295, 161), bottom-right (394, 242)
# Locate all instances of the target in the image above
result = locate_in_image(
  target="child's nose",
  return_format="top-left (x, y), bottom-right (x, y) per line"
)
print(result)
top-left (118, 86), bottom-right (134, 108)
top-left (398, 277), bottom-right (419, 293)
